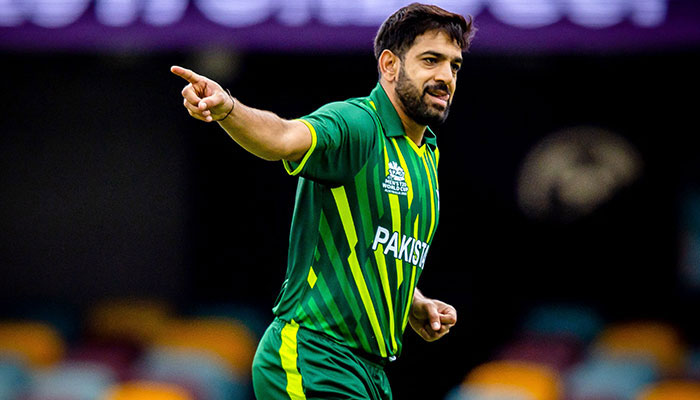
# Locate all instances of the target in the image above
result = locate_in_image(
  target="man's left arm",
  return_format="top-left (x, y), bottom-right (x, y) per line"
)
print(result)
top-left (409, 288), bottom-right (457, 342)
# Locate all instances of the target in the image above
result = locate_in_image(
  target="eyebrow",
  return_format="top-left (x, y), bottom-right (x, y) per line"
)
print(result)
top-left (418, 50), bottom-right (463, 65)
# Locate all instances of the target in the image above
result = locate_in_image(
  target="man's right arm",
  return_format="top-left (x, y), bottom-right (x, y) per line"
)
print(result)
top-left (171, 65), bottom-right (312, 163)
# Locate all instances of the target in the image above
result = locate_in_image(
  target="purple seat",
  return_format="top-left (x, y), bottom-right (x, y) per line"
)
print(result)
top-left (67, 341), bottom-right (141, 381)
top-left (562, 396), bottom-right (621, 400)
top-left (497, 334), bottom-right (583, 373)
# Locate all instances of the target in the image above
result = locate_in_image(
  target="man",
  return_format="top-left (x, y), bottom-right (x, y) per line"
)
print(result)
top-left (172, 3), bottom-right (475, 399)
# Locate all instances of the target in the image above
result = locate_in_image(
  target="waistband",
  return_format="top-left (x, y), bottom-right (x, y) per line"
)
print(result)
top-left (273, 317), bottom-right (390, 368)
top-left (350, 348), bottom-right (389, 369)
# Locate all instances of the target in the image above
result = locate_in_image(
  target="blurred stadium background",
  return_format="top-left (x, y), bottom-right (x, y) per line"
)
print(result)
top-left (1, 1), bottom-right (700, 399)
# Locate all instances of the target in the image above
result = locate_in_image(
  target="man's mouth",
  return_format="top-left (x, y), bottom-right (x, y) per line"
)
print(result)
top-left (425, 87), bottom-right (450, 108)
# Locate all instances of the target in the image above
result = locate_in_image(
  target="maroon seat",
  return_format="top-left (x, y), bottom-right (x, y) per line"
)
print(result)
top-left (67, 341), bottom-right (141, 381)
top-left (497, 334), bottom-right (583, 373)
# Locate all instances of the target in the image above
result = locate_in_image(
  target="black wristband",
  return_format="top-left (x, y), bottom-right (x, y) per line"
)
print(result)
top-left (215, 89), bottom-right (235, 122)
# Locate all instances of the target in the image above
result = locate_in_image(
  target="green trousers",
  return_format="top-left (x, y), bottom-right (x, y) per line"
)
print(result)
top-left (252, 318), bottom-right (393, 400)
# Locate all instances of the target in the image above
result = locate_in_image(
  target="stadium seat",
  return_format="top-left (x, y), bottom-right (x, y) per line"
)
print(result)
top-left (187, 303), bottom-right (268, 339)
top-left (496, 335), bottom-right (583, 373)
top-left (565, 354), bottom-right (658, 400)
top-left (635, 380), bottom-right (700, 400)
top-left (592, 321), bottom-right (685, 374)
top-left (465, 360), bottom-right (561, 400)
top-left (0, 356), bottom-right (30, 400)
top-left (133, 346), bottom-right (250, 400)
top-left (3, 303), bottom-right (80, 345)
top-left (24, 360), bottom-right (116, 400)
top-left (67, 341), bottom-right (140, 381)
top-left (444, 383), bottom-right (535, 400)
top-left (520, 304), bottom-right (603, 344)
top-left (152, 317), bottom-right (257, 378)
top-left (0, 321), bottom-right (65, 368)
top-left (85, 298), bottom-right (172, 346)
top-left (101, 381), bottom-right (193, 400)
top-left (683, 348), bottom-right (700, 380)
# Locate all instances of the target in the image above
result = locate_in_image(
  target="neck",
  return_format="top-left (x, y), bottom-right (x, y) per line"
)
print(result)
top-left (380, 80), bottom-right (426, 146)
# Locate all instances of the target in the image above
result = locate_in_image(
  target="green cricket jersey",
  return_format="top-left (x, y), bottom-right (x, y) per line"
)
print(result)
top-left (274, 82), bottom-right (440, 360)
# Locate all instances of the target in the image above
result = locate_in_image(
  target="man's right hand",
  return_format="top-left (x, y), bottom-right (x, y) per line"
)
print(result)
top-left (171, 65), bottom-right (234, 123)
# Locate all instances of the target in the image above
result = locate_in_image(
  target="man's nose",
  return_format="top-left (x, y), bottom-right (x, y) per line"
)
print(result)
top-left (434, 62), bottom-right (454, 85)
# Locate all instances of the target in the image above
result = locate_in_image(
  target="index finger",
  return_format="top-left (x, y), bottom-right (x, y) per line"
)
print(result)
top-left (440, 313), bottom-right (456, 326)
top-left (170, 65), bottom-right (202, 84)
top-left (439, 307), bottom-right (457, 325)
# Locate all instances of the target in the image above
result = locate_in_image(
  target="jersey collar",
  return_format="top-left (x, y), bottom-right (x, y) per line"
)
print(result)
top-left (368, 82), bottom-right (437, 148)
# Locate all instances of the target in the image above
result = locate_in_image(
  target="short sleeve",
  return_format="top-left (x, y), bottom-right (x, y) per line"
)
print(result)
top-left (283, 101), bottom-right (377, 184)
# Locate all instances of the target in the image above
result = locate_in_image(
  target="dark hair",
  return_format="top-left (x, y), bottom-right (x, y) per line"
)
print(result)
top-left (374, 3), bottom-right (476, 60)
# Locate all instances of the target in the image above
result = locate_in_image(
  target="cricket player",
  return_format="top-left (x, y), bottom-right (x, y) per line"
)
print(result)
top-left (172, 3), bottom-right (475, 398)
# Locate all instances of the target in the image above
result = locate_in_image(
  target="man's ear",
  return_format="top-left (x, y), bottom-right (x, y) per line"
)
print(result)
top-left (378, 49), bottom-right (401, 82)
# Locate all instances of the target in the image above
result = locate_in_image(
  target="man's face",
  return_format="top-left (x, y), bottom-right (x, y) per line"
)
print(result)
top-left (395, 30), bottom-right (463, 126)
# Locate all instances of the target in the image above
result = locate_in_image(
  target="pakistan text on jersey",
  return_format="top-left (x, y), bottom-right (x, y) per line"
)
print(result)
top-left (371, 226), bottom-right (429, 270)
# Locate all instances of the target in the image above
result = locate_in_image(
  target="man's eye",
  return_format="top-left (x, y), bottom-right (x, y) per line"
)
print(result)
top-left (424, 58), bottom-right (437, 64)
top-left (452, 64), bottom-right (461, 72)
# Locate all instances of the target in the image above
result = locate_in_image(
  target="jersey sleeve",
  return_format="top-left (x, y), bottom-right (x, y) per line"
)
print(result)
top-left (283, 101), bottom-right (377, 184)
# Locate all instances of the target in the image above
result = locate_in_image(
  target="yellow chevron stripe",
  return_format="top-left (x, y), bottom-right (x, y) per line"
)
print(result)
top-left (414, 214), bottom-right (420, 242)
top-left (384, 139), bottom-right (404, 289)
top-left (383, 139), bottom-right (390, 176)
top-left (279, 320), bottom-right (306, 400)
top-left (373, 246), bottom-right (397, 353)
top-left (421, 155), bottom-right (436, 242)
top-left (426, 149), bottom-right (439, 190)
top-left (390, 137), bottom-right (413, 207)
top-left (404, 135), bottom-right (426, 157)
top-left (331, 186), bottom-right (387, 358)
top-left (402, 214), bottom-right (421, 330)
top-left (402, 266), bottom-right (417, 332)
top-left (389, 194), bottom-right (403, 289)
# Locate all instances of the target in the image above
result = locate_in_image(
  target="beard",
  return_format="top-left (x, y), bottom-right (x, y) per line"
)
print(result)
top-left (395, 67), bottom-right (451, 126)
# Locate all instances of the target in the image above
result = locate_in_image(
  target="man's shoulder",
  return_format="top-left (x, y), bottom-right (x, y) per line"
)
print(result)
top-left (313, 96), bottom-right (375, 122)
